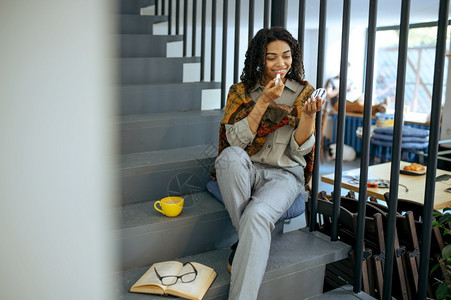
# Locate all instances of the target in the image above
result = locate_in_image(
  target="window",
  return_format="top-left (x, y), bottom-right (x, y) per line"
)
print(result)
top-left (374, 22), bottom-right (451, 115)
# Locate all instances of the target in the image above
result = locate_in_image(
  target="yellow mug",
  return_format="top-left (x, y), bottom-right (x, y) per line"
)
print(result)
top-left (154, 196), bottom-right (184, 217)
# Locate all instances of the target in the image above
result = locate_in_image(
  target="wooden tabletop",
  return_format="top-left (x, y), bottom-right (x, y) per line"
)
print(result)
top-left (321, 162), bottom-right (451, 210)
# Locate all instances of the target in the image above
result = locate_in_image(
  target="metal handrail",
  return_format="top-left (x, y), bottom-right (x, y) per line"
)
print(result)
top-left (418, 0), bottom-right (450, 298)
top-left (331, 0), bottom-right (351, 241)
top-left (234, 0), bottom-right (241, 83)
top-left (309, 0), bottom-right (327, 233)
top-left (220, 0), bottom-right (228, 108)
top-left (211, 0), bottom-right (217, 81)
top-left (354, 0), bottom-right (378, 293)
top-left (383, 1), bottom-right (411, 297)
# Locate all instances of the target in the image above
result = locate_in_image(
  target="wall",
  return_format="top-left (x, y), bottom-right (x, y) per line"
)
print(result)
top-left (0, 1), bottom-right (118, 299)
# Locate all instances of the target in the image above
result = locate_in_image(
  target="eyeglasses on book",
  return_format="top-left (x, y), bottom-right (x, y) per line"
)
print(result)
top-left (154, 262), bottom-right (198, 286)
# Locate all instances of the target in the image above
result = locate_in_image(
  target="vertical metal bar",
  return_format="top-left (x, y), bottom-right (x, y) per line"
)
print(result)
top-left (156, 0), bottom-right (159, 16)
top-left (192, 0), bottom-right (197, 56)
top-left (309, 0), bottom-right (326, 233)
top-left (211, 0), bottom-right (217, 81)
top-left (183, 0), bottom-right (188, 56)
top-left (201, 0), bottom-right (206, 81)
top-left (354, 0), bottom-right (378, 294)
top-left (234, 0), bottom-right (241, 83)
top-left (383, 0), bottom-right (410, 298)
top-left (270, 0), bottom-right (287, 28)
top-left (221, 0), bottom-right (229, 108)
top-left (163, 0), bottom-right (166, 15)
top-left (298, 0), bottom-right (306, 53)
top-left (248, 0), bottom-right (255, 41)
top-left (168, 0), bottom-right (172, 35)
top-left (263, 0), bottom-right (270, 28)
top-left (418, 0), bottom-right (449, 297)
top-left (176, 0), bottom-right (180, 35)
top-left (331, 0), bottom-right (351, 241)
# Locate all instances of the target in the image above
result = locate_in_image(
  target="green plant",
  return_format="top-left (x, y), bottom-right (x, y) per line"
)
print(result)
top-left (431, 208), bottom-right (451, 300)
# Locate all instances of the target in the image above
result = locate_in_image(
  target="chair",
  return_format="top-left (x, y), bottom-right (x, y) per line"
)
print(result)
top-left (382, 192), bottom-right (446, 257)
top-left (313, 195), bottom-right (375, 296)
top-left (373, 194), bottom-right (436, 298)
top-left (319, 192), bottom-right (412, 299)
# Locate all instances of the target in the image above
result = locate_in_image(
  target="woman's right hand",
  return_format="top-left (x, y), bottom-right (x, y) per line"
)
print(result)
top-left (258, 77), bottom-right (284, 105)
top-left (247, 77), bottom-right (283, 133)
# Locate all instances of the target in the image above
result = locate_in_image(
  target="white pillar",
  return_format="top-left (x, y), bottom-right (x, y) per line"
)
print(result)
top-left (441, 43), bottom-right (451, 148)
top-left (0, 1), bottom-right (118, 299)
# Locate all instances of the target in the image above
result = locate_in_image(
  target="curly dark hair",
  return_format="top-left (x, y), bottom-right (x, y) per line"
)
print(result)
top-left (240, 27), bottom-right (305, 93)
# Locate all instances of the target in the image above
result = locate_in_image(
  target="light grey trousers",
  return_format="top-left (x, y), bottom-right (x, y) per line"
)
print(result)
top-left (215, 146), bottom-right (306, 300)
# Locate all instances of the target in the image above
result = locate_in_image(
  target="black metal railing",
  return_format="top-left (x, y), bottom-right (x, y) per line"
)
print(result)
top-left (309, 0), bottom-right (327, 232)
top-left (383, 0), bottom-right (411, 296)
top-left (221, 0), bottom-right (228, 108)
top-left (353, 0), bottom-right (378, 293)
top-left (155, 0), bottom-right (448, 298)
top-left (418, 0), bottom-right (450, 298)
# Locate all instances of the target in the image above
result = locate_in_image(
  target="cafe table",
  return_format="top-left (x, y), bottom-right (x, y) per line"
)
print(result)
top-left (320, 161), bottom-right (451, 210)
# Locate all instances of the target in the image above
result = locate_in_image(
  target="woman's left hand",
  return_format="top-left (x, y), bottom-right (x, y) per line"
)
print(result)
top-left (303, 95), bottom-right (326, 116)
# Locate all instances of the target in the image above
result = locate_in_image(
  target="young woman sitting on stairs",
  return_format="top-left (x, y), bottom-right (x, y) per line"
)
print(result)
top-left (211, 27), bottom-right (325, 300)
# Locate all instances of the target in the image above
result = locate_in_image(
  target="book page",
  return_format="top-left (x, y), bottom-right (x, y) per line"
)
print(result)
top-left (131, 261), bottom-right (183, 292)
top-left (166, 262), bottom-right (217, 300)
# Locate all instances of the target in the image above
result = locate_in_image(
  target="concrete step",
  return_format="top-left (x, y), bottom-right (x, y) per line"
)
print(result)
top-left (152, 20), bottom-right (169, 35)
top-left (117, 0), bottom-right (154, 15)
top-left (119, 82), bottom-right (221, 115)
top-left (115, 192), bottom-right (237, 271)
top-left (119, 57), bottom-right (200, 85)
top-left (115, 228), bottom-right (351, 299)
top-left (120, 144), bottom-right (218, 205)
top-left (308, 284), bottom-right (376, 299)
top-left (118, 34), bottom-right (183, 57)
top-left (120, 110), bottom-right (222, 154)
top-left (117, 14), bottom-right (167, 34)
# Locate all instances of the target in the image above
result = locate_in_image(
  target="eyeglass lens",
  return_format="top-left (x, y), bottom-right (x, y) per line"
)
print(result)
top-left (156, 262), bottom-right (197, 286)
top-left (160, 272), bottom-right (196, 285)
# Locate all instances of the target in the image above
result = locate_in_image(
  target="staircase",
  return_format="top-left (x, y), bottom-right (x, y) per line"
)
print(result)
top-left (115, 1), bottom-right (354, 299)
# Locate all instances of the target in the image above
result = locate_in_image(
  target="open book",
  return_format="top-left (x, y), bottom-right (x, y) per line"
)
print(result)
top-left (130, 261), bottom-right (217, 300)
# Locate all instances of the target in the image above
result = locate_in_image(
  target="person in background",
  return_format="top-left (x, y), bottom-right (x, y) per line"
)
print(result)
top-left (212, 27), bottom-right (325, 300)
top-left (325, 71), bottom-right (386, 116)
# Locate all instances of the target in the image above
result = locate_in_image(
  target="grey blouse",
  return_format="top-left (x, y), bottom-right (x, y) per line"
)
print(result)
top-left (224, 79), bottom-right (315, 168)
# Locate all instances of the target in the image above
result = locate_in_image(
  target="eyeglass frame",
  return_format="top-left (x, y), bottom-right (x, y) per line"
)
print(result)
top-left (154, 262), bottom-right (198, 286)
